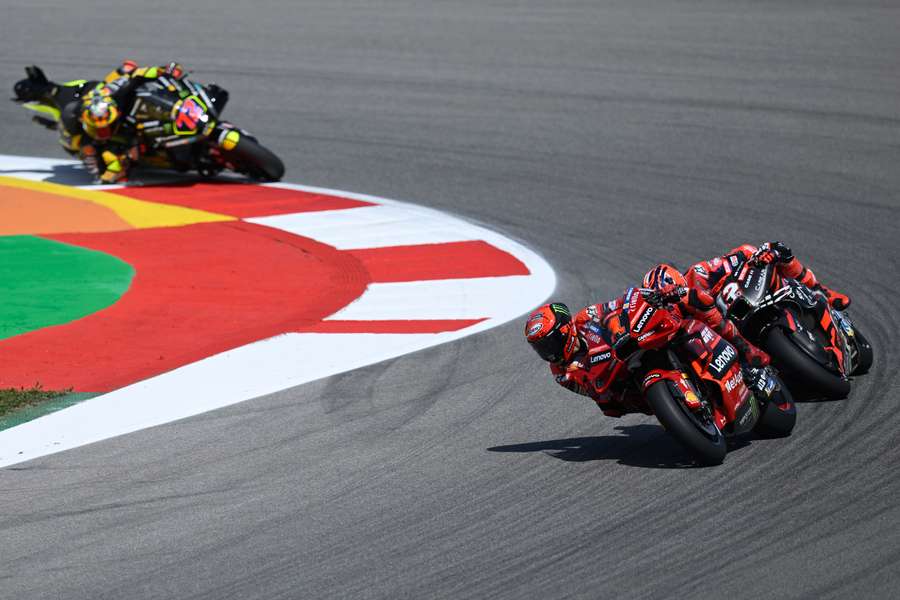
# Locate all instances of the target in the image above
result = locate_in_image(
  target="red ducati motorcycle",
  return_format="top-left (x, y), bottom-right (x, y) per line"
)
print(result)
top-left (596, 287), bottom-right (796, 465)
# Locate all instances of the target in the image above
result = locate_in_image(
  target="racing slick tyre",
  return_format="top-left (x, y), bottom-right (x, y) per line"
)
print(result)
top-left (224, 136), bottom-right (285, 181)
top-left (764, 327), bottom-right (851, 400)
top-left (646, 382), bottom-right (726, 466)
top-left (851, 328), bottom-right (873, 375)
top-left (753, 375), bottom-right (796, 438)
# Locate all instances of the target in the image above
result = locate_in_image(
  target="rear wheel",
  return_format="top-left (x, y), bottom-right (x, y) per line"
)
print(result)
top-left (764, 327), bottom-right (850, 400)
top-left (221, 135), bottom-right (285, 181)
top-left (646, 382), bottom-right (726, 466)
top-left (754, 373), bottom-right (796, 438)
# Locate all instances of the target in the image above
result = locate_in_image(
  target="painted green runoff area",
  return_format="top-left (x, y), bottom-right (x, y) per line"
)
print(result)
top-left (0, 235), bottom-right (134, 341)
top-left (0, 388), bottom-right (100, 431)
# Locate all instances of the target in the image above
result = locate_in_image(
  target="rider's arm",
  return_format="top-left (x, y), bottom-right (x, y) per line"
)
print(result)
top-left (681, 288), bottom-right (733, 340)
top-left (551, 362), bottom-right (626, 417)
top-left (550, 361), bottom-right (593, 398)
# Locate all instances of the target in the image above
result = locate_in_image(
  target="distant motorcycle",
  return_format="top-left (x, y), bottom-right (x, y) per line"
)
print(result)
top-left (716, 260), bottom-right (873, 399)
top-left (12, 65), bottom-right (284, 181)
top-left (598, 286), bottom-right (796, 465)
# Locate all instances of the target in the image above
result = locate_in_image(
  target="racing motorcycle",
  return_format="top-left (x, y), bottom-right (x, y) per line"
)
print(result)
top-left (716, 260), bottom-right (872, 400)
top-left (12, 65), bottom-right (284, 182)
top-left (598, 287), bottom-right (796, 465)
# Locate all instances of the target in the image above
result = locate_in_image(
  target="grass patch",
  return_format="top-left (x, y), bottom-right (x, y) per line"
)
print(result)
top-left (0, 385), bottom-right (71, 418)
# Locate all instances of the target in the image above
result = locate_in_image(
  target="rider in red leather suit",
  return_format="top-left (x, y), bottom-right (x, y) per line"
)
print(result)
top-left (524, 301), bottom-right (646, 417)
top-left (642, 263), bottom-right (771, 367)
top-left (684, 241), bottom-right (851, 310)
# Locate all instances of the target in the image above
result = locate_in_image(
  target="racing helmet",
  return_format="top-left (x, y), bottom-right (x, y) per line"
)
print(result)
top-left (525, 303), bottom-right (580, 363)
top-left (80, 92), bottom-right (120, 141)
top-left (642, 263), bottom-right (686, 291)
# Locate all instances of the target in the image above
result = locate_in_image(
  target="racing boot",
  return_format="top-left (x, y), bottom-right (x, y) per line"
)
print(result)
top-left (814, 284), bottom-right (851, 311)
top-left (782, 256), bottom-right (851, 311)
top-left (732, 331), bottom-right (770, 368)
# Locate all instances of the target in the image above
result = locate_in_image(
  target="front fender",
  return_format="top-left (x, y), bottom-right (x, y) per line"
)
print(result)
top-left (641, 369), bottom-right (702, 411)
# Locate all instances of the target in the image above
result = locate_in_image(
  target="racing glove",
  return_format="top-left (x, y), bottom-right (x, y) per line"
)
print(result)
top-left (770, 241), bottom-right (793, 263)
top-left (645, 284), bottom-right (687, 307)
top-left (80, 145), bottom-right (100, 177)
top-left (753, 241), bottom-right (794, 265)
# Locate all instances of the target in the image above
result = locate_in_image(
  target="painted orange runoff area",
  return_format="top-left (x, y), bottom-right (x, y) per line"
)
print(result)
top-left (0, 185), bottom-right (132, 234)
top-left (0, 176), bottom-right (235, 231)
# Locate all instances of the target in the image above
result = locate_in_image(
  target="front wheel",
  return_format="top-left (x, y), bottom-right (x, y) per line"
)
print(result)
top-left (764, 327), bottom-right (850, 400)
top-left (646, 382), bottom-right (726, 466)
top-left (219, 134), bottom-right (285, 181)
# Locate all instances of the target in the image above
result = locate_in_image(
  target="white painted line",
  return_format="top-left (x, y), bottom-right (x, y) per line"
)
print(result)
top-left (327, 276), bottom-right (542, 321)
top-left (248, 204), bottom-right (481, 250)
top-left (0, 154), bottom-right (90, 182)
top-left (0, 154), bottom-right (556, 467)
top-left (0, 332), bottom-right (455, 466)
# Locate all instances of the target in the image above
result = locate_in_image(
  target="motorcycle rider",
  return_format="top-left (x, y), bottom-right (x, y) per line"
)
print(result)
top-left (73, 61), bottom-right (191, 183)
top-left (641, 263), bottom-right (771, 368)
top-left (684, 241), bottom-right (851, 311)
top-left (525, 301), bottom-right (646, 417)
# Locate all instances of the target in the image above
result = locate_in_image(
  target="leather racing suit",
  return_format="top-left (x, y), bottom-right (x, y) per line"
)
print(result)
top-left (685, 242), bottom-right (851, 311)
top-left (71, 61), bottom-right (188, 183)
top-left (549, 299), bottom-right (649, 418)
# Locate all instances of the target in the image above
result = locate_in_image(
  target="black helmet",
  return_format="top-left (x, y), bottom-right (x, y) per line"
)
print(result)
top-left (524, 303), bottom-right (579, 363)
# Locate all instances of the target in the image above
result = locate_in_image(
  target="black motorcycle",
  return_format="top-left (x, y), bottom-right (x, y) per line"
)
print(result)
top-left (716, 261), bottom-right (873, 399)
top-left (12, 65), bottom-right (284, 182)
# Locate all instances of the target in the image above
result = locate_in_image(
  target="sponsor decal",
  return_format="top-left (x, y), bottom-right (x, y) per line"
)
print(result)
top-left (637, 331), bottom-right (654, 341)
top-left (587, 322), bottom-right (602, 335)
top-left (550, 303), bottom-right (570, 316)
top-left (586, 305), bottom-right (599, 321)
top-left (625, 287), bottom-right (635, 308)
top-left (642, 372), bottom-right (661, 387)
top-left (709, 342), bottom-right (737, 377)
top-left (527, 322), bottom-right (543, 336)
top-left (606, 300), bottom-right (618, 311)
top-left (633, 306), bottom-right (655, 333)
top-left (724, 370), bottom-right (742, 393)
top-left (743, 269), bottom-right (764, 293)
top-left (729, 255), bottom-right (740, 267)
top-left (700, 326), bottom-right (715, 344)
top-left (693, 265), bottom-right (708, 277)
top-left (590, 350), bottom-right (612, 364)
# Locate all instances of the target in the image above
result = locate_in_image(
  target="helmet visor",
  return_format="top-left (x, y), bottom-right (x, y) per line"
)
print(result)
top-left (530, 326), bottom-right (568, 363)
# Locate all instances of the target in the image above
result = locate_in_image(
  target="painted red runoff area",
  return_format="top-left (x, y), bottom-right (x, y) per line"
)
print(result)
top-left (349, 241), bottom-right (529, 282)
top-left (0, 181), bottom-right (536, 393)
top-left (0, 222), bottom-right (369, 392)
top-left (111, 182), bottom-right (373, 218)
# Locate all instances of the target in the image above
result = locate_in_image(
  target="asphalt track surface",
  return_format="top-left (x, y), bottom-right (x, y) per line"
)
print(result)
top-left (1, 1), bottom-right (899, 598)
